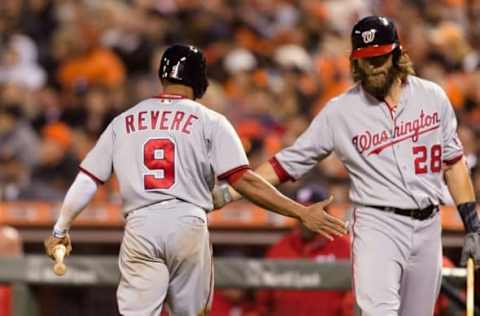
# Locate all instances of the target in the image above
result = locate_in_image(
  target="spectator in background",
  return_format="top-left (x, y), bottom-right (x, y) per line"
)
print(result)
top-left (0, 225), bottom-right (23, 256)
top-left (100, 1), bottom-right (155, 77)
top-left (30, 86), bottom-right (63, 132)
top-left (21, 122), bottom-right (78, 200)
top-left (0, 104), bottom-right (39, 200)
top-left (161, 286), bottom-right (261, 316)
top-left (462, 72), bottom-right (480, 127)
top-left (256, 184), bottom-right (353, 316)
top-left (54, 23), bottom-right (126, 91)
top-left (0, 33), bottom-right (46, 90)
top-left (0, 225), bottom-right (23, 316)
top-left (83, 87), bottom-right (116, 137)
top-left (210, 290), bottom-right (260, 316)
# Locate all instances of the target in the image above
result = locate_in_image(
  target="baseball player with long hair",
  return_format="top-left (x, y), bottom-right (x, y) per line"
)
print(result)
top-left (43, 44), bottom-right (347, 316)
top-left (214, 16), bottom-right (480, 316)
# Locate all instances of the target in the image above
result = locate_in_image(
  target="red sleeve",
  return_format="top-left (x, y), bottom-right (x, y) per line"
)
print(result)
top-left (79, 167), bottom-right (104, 185)
top-left (217, 165), bottom-right (250, 185)
top-left (443, 154), bottom-right (463, 166)
top-left (268, 157), bottom-right (294, 183)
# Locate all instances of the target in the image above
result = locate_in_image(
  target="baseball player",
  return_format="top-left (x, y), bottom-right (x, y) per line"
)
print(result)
top-left (213, 16), bottom-right (480, 316)
top-left (43, 44), bottom-right (347, 316)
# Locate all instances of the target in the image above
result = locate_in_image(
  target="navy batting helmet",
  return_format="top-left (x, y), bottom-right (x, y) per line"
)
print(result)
top-left (159, 44), bottom-right (209, 99)
top-left (350, 16), bottom-right (401, 59)
top-left (296, 184), bottom-right (328, 205)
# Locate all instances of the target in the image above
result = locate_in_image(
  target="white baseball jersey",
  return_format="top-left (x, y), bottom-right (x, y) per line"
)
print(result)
top-left (274, 76), bottom-right (463, 209)
top-left (80, 94), bottom-right (249, 214)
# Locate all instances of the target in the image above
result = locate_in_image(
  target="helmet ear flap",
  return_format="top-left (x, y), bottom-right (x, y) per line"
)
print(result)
top-left (193, 59), bottom-right (208, 99)
top-left (195, 76), bottom-right (208, 99)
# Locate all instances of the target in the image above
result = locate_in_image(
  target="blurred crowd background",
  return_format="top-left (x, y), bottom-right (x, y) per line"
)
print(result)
top-left (1, 0), bottom-right (480, 204)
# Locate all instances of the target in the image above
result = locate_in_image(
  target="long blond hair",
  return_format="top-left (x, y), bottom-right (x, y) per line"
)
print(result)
top-left (350, 50), bottom-right (415, 83)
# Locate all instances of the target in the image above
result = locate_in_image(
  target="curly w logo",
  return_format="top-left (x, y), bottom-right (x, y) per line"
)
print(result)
top-left (362, 30), bottom-right (377, 43)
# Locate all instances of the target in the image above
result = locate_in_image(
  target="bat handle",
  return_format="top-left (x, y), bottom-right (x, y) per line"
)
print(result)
top-left (53, 244), bottom-right (67, 276)
top-left (467, 257), bottom-right (475, 316)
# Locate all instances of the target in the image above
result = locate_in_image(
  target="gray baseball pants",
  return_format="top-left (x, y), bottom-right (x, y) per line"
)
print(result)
top-left (117, 201), bottom-right (213, 316)
top-left (352, 206), bottom-right (442, 316)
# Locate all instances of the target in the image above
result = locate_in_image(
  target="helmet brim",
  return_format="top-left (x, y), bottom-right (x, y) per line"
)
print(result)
top-left (350, 43), bottom-right (398, 59)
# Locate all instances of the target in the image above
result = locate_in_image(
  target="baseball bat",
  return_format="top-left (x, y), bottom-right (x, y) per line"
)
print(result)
top-left (467, 257), bottom-right (474, 316)
top-left (53, 244), bottom-right (67, 276)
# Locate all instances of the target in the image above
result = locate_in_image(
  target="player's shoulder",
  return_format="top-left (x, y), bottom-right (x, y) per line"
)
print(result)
top-left (188, 100), bottom-right (232, 126)
top-left (109, 98), bottom-right (153, 124)
top-left (318, 84), bottom-right (361, 116)
top-left (190, 99), bottom-right (225, 119)
top-left (157, 97), bottom-right (225, 120)
top-left (407, 75), bottom-right (447, 97)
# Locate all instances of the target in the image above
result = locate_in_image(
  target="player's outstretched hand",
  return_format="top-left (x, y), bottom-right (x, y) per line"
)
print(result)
top-left (300, 196), bottom-right (348, 240)
top-left (44, 234), bottom-right (72, 260)
top-left (461, 232), bottom-right (480, 268)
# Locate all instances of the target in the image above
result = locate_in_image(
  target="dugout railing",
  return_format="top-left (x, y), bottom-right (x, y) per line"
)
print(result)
top-left (0, 256), bottom-right (473, 316)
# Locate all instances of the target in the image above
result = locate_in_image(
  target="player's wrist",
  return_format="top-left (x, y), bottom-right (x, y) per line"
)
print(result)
top-left (294, 204), bottom-right (309, 221)
top-left (52, 226), bottom-right (68, 239)
top-left (220, 184), bottom-right (233, 204)
top-left (213, 183), bottom-right (233, 208)
top-left (229, 186), bottom-right (244, 202)
top-left (457, 201), bottom-right (480, 233)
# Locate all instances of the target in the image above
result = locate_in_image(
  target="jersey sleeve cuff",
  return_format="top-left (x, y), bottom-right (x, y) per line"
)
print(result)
top-left (269, 156), bottom-right (294, 183)
top-left (217, 165), bottom-right (250, 185)
top-left (79, 167), bottom-right (105, 185)
top-left (443, 154), bottom-right (463, 166)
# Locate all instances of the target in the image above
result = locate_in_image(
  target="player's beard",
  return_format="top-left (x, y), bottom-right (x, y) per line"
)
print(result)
top-left (359, 64), bottom-right (398, 100)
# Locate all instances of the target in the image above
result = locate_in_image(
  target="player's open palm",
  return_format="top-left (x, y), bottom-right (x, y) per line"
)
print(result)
top-left (301, 196), bottom-right (348, 240)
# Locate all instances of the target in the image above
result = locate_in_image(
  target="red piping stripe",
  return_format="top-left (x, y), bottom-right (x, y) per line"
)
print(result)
top-left (384, 101), bottom-right (396, 120)
top-left (79, 167), bottom-right (104, 185)
top-left (201, 242), bottom-right (214, 315)
top-left (226, 168), bottom-right (249, 185)
top-left (217, 165), bottom-right (250, 181)
top-left (443, 154), bottom-right (463, 166)
top-left (351, 208), bottom-right (357, 304)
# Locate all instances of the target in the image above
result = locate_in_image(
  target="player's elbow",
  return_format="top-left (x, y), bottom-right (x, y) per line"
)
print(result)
top-left (230, 170), bottom-right (257, 192)
top-left (444, 156), bottom-right (468, 178)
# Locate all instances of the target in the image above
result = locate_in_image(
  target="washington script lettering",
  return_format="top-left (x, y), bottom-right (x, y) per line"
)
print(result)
top-left (352, 110), bottom-right (440, 156)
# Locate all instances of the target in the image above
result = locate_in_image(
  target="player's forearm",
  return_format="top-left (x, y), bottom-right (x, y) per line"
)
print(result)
top-left (444, 157), bottom-right (476, 204)
top-left (228, 161), bottom-right (281, 201)
top-left (256, 160), bottom-right (282, 186)
top-left (53, 172), bottom-right (98, 236)
top-left (212, 161), bottom-right (283, 209)
top-left (444, 157), bottom-right (479, 233)
top-left (231, 170), bottom-right (306, 220)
